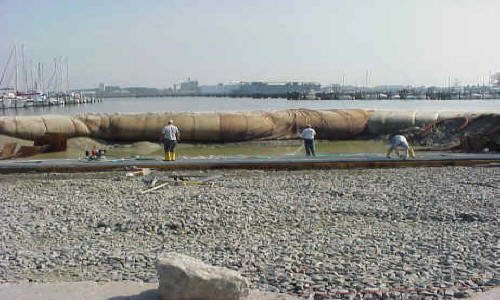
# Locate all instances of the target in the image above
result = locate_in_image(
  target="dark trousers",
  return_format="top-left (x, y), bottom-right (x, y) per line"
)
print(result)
top-left (303, 139), bottom-right (316, 156)
top-left (163, 140), bottom-right (177, 152)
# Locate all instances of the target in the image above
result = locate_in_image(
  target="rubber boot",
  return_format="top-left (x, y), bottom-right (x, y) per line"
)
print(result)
top-left (171, 153), bottom-right (176, 161)
top-left (409, 147), bottom-right (416, 158)
top-left (386, 149), bottom-right (392, 158)
top-left (164, 152), bottom-right (170, 161)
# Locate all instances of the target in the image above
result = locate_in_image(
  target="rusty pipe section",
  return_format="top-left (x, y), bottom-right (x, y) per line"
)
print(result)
top-left (0, 109), bottom-right (370, 142)
top-left (1, 109), bottom-right (498, 142)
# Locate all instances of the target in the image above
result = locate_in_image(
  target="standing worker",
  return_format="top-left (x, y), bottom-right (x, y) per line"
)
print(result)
top-left (300, 124), bottom-right (317, 157)
top-left (386, 134), bottom-right (415, 159)
top-left (161, 120), bottom-right (180, 161)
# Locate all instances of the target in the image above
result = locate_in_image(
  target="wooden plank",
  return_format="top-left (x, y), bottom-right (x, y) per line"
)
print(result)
top-left (140, 182), bottom-right (169, 194)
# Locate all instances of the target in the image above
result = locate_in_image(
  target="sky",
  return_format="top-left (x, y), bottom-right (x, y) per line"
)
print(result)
top-left (1, 0), bottom-right (499, 89)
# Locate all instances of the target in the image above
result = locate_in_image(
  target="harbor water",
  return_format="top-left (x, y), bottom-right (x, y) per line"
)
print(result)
top-left (1, 97), bottom-right (500, 116)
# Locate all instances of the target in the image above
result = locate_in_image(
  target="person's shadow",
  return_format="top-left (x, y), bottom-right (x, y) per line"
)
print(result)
top-left (107, 289), bottom-right (162, 300)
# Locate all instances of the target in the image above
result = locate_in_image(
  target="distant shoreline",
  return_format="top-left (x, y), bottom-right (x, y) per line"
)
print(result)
top-left (97, 93), bottom-right (500, 100)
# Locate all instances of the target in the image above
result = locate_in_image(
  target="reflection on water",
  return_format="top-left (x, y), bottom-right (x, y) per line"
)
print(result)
top-left (2, 97), bottom-right (499, 116)
top-left (28, 139), bottom-right (388, 160)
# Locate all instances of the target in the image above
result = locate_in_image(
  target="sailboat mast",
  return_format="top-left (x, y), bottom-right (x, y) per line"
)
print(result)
top-left (22, 44), bottom-right (28, 92)
top-left (36, 62), bottom-right (40, 91)
top-left (41, 63), bottom-right (44, 93)
top-left (58, 57), bottom-right (63, 95)
top-left (15, 45), bottom-right (18, 92)
top-left (66, 57), bottom-right (69, 94)
top-left (36, 63), bottom-right (41, 94)
top-left (30, 59), bottom-right (34, 92)
top-left (0, 45), bottom-right (15, 87)
top-left (59, 57), bottom-right (63, 95)
top-left (54, 58), bottom-right (58, 95)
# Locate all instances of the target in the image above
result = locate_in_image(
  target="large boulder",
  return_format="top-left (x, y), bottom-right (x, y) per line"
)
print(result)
top-left (157, 252), bottom-right (249, 300)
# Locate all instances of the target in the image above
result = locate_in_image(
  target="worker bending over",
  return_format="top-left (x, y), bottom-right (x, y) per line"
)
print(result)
top-left (161, 120), bottom-right (180, 161)
top-left (386, 134), bottom-right (415, 159)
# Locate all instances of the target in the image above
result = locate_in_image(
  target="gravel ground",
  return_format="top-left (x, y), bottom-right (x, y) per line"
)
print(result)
top-left (0, 167), bottom-right (498, 299)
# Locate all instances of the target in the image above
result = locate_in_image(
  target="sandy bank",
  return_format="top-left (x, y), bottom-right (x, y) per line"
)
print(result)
top-left (0, 134), bottom-right (388, 160)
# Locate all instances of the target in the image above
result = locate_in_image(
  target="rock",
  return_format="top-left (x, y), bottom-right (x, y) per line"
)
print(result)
top-left (486, 277), bottom-right (500, 286)
top-left (453, 290), bottom-right (471, 298)
top-left (157, 252), bottom-right (249, 300)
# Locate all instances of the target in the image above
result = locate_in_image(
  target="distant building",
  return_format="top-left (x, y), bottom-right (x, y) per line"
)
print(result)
top-left (178, 78), bottom-right (199, 94)
top-left (492, 72), bottom-right (500, 87)
top-left (233, 81), bottom-right (320, 95)
top-left (491, 73), bottom-right (500, 98)
top-left (199, 82), bottom-right (242, 95)
top-left (104, 85), bottom-right (121, 93)
top-left (222, 82), bottom-right (242, 94)
top-left (199, 83), bottom-right (224, 95)
top-left (98, 83), bottom-right (105, 92)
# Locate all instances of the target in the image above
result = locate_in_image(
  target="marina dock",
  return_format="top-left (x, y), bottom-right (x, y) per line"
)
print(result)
top-left (0, 96), bottom-right (102, 110)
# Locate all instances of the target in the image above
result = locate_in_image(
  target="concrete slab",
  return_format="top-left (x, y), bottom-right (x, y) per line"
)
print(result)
top-left (0, 152), bottom-right (498, 173)
top-left (0, 282), bottom-right (497, 299)
top-left (469, 287), bottom-right (500, 300)
top-left (0, 281), bottom-right (300, 300)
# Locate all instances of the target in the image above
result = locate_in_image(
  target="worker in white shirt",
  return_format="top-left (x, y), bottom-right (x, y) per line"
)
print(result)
top-left (386, 134), bottom-right (415, 159)
top-left (161, 120), bottom-right (180, 161)
top-left (300, 124), bottom-right (317, 156)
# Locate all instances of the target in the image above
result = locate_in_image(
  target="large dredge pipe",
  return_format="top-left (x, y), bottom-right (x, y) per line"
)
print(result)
top-left (0, 109), bottom-right (370, 142)
top-left (0, 109), bottom-right (498, 142)
top-left (366, 110), bottom-right (498, 134)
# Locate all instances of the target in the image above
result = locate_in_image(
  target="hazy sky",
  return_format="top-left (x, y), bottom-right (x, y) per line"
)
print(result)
top-left (1, 0), bottom-right (499, 89)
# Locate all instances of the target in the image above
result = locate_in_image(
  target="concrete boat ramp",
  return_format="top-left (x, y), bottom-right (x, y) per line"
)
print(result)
top-left (0, 152), bottom-right (498, 173)
top-left (0, 282), bottom-right (498, 300)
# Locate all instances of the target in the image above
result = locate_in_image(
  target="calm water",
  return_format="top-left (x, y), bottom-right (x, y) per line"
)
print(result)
top-left (25, 140), bottom-right (388, 160)
top-left (2, 97), bottom-right (500, 116)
